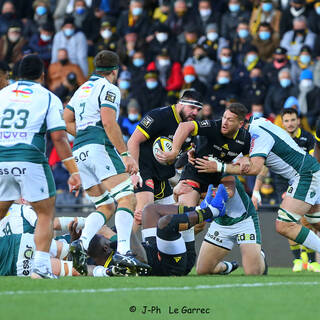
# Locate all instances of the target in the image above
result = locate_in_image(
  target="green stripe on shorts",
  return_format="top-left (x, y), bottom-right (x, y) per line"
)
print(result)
top-left (294, 174), bottom-right (313, 201)
top-left (42, 163), bottom-right (56, 198)
top-left (105, 146), bottom-right (125, 174)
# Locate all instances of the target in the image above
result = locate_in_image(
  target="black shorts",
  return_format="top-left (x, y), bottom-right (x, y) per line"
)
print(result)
top-left (142, 241), bottom-right (188, 276)
top-left (135, 176), bottom-right (172, 200)
top-left (180, 163), bottom-right (222, 193)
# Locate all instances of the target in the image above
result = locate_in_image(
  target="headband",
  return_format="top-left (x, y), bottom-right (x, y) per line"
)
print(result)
top-left (179, 99), bottom-right (203, 108)
top-left (95, 65), bottom-right (119, 71)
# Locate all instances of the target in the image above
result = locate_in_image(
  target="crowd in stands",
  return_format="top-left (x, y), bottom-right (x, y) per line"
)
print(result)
top-left (1, 0), bottom-right (320, 206)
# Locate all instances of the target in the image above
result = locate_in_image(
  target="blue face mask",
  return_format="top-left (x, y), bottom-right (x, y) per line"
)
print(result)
top-left (128, 113), bottom-right (139, 121)
top-left (300, 55), bottom-right (311, 65)
top-left (64, 28), bottom-right (75, 37)
top-left (280, 78), bottom-right (291, 88)
top-left (132, 7), bottom-right (143, 16)
top-left (229, 4), bottom-right (240, 12)
top-left (184, 75), bottom-right (195, 83)
top-left (36, 6), bottom-right (47, 16)
top-left (253, 111), bottom-right (263, 118)
top-left (217, 77), bottom-right (230, 85)
top-left (262, 3), bottom-right (273, 12)
top-left (246, 54), bottom-right (258, 64)
top-left (316, 7), bottom-right (320, 15)
top-left (76, 7), bottom-right (86, 15)
top-left (220, 56), bottom-right (231, 64)
top-left (238, 29), bottom-right (249, 38)
top-left (146, 80), bottom-right (158, 89)
top-left (119, 80), bottom-right (130, 90)
top-left (259, 31), bottom-right (271, 40)
top-left (133, 58), bottom-right (144, 67)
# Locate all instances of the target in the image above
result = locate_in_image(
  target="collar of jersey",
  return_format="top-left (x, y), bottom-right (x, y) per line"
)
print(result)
top-left (171, 104), bottom-right (181, 123)
top-left (17, 80), bottom-right (38, 86)
top-left (232, 129), bottom-right (239, 140)
top-left (294, 127), bottom-right (301, 138)
top-left (90, 73), bottom-right (104, 80)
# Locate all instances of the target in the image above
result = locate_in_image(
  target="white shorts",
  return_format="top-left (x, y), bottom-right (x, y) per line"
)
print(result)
top-left (73, 144), bottom-right (126, 190)
top-left (204, 216), bottom-right (261, 251)
top-left (0, 162), bottom-right (55, 202)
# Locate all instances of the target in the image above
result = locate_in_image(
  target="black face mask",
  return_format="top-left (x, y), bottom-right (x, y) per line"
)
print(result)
top-left (295, 28), bottom-right (305, 34)
top-left (59, 59), bottom-right (68, 65)
top-left (276, 58), bottom-right (285, 63)
top-left (2, 12), bottom-right (14, 20)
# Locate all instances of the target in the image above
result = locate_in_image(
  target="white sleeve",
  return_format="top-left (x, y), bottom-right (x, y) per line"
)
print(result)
top-left (100, 85), bottom-right (120, 113)
top-left (46, 93), bottom-right (66, 132)
top-left (249, 126), bottom-right (275, 158)
top-left (22, 206), bottom-right (38, 227)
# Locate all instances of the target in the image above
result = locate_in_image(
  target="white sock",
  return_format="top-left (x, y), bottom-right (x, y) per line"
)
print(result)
top-left (220, 261), bottom-right (232, 274)
top-left (302, 230), bottom-right (320, 253)
top-left (80, 211), bottom-right (106, 250)
top-left (34, 251), bottom-right (52, 273)
top-left (141, 227), bottom-right (157, 241)
top-left (115, 208), bottom-right (133, 254)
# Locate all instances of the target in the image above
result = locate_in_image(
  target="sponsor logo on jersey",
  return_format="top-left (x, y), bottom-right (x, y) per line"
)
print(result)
top-left (222, 144), bottom-right (229, 150)
top-left (199, 120), bottom-right (210, 128)
top-left (287, 186), bottom-right (293, 194)
top-left (82, 83), bottom-right (94, 93)
top-left (249, 134), bottom-right (259, 153)
top-left (141, 115), bottom-right (154, 128)
top-left (207, 231), bottom-right (222, 243)
top-left (173, 256), bottom-right (182, 263)
top-left (237, 233), bottom-right (256, 242)
top-left (12, 88), bottom-right (33, 98)
top-left (105, 91), bottom-right (116, 103)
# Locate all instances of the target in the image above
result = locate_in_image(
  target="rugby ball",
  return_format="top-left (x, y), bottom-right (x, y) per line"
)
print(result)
top-left (152, 136), bottom-right (173, 165)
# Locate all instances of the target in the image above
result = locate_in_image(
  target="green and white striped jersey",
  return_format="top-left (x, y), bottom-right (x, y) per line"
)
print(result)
top-left (0, 80), bottom-right (66, 163)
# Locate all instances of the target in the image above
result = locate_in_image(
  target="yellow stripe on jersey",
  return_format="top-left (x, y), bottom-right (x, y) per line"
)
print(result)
top-left (171, 105), bottom-right (181, 124)
top-left (137, 125), bottom-right (150, 139)
top-left (191, 121), bottom-right (198, 136)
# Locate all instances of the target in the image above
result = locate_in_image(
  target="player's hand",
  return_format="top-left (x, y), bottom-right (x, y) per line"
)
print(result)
top-left (251, 190), bottom-right (262, 210)
top-left (69, 218), bottom-right (82, 241)
top-left (68, 173), bottom-right (81, 197)
top-left (187, 144), bottom-right (196, 165)
top-left (156, 150), bottom-right (179, 163)
top-left (195, 156), bottom-right (218, 173)
top-left (134, 209), bottom-right (142, 225)
top-left (123, 156), bottom-right (139, 175)
top-left (235, 157), bottom-right (251, 174)
top-left (131, 172), bottom-right (143, 188)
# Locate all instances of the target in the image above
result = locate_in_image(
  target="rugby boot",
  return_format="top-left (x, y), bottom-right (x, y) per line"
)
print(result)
top-left (31, 267), bottom-right (58, 279)
top-left (69, 239), bottom-right (88, 275)
top-left (300, 251), bottom-right (309, 270)
top-left (307, 262), bottom-right (320, 273)
top-left (292, 259), bottom-right (303, 272)
top-left (220, 261), bottom-right (239, 275)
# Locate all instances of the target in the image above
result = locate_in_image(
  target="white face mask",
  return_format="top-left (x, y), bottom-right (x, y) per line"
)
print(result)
top-left (128, 113), bottom-right (139, 121)
top-left (207, 32), bottom-right (218, 42)
top-left (156, 32), bottom-right (168, 43)
top-left (158, 59), bottom-right (170, 67)
top-left (101, 29), bottom-right (112, 39)
top-left (40, 33), bottom-right (51, 42)
top-left (300, 79), bottom-right (313, 89)
top-left (200, 9), bottom-right (211, 18)
top-left (8, 34), bottom-right (20, 42)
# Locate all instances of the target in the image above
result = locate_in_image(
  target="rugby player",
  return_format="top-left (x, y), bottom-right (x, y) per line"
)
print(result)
top-left (195, 115), bottom-right (320, 258)
top-left (64, 50), bottom-right (148, 275)
top-left (0, 55), bottom-right (81, 279)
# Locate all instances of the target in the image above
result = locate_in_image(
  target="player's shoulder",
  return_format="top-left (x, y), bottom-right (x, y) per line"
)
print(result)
top-left (300, 128), bottom-right (315, 140)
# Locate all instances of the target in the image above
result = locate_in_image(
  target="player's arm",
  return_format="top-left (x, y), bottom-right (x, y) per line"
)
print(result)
top-left (63, 107), bottom-right (76, 137)
top-left (127, 128), bottom-right (148, 169)
top-left (251, 165), bottom-right (268, 209)
top-left (314, 141), bottom-right (320, 163)
top-left (220, 175), bottom-right (236, 198)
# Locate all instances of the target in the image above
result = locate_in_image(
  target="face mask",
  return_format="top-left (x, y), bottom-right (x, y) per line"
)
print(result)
top-left (300, 55), bottom-right (311, 65)
top-left (217, 77), bottom-right (230, 85)
top-left (128, 113), bottom-right (139, 121)
top-left (238, 29), bottom-right (249, 38)
top-left (207, 32), bottom-right (218, 41)
top-left (63, 28), bottom-right (75, 37)
top-left (119, 80), bottom-right (130, 90)
top-left (246, 54), bottom-right (257, 64)
top-left (146, 80), bottom-right (158, 89)
top-left (8, 34), bottom-right (19, 42)
top-left (229, 4), bottom-right (240, 13)
top-left (316, 6), bottom-right (320, 15)
top-left (184, 75), bottom-right (195, 83)
top-left (262, 3), bottom-right (273, 12)
top-left (156, 33), bottom-right (168, 43)
top-left (158, 59), bottom-right (170, 67)
top-left (101, 29), bottom-right (112, 39)
top-left (252, 111), bottom-right (263, 118)
top-left (75, 7), bottom-right (86, 15)
top-left (295, 28), bottom-right (305, 34)
top-left (276, 58), bottom-right (285, 63)
top-left (3, 12), bottom-right (14, 19)
top-left (132, 7), bottom-right (143, 16)
top-left (133, 58), bottom-right (144, 67)
top-left (40, 33), bottom-right (51, 42)
top-left (200, 9), bottom-right (211, 18)
top-left (36, 6), bottom-right (47, 16)
top-left (280, 78), bottom-right (291, 88)
top-left (220, 56), bottom-right (231, 64)
top-left (259, 31), bottom-right (271, 40)
top-left (300, 79), bottom-right (313, 89)
top-left (59, 58), bottom-right (68, 65)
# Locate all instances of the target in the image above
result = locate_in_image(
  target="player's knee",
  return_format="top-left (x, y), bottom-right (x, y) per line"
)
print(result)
top-left (243, 265), bottom-right (262, 275)
top-left (157, 215), bottom-right (173, 231)
top-left (275, 219), bottom-right (295, 236)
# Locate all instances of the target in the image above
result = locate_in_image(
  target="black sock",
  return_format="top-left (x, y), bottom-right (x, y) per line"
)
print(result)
top-left (290, 245), bottom-right (301, 259)
top-left (308, 251), bottom-right (316, 263)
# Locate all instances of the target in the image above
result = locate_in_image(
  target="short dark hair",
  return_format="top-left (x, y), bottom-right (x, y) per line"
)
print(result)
top-left (226, 103), bottom-right (248, 121)
top-left (94, 50), bottom-right (120, 75)
top-left (180, 89), bottom-right (203, 104)
top-left (18, 54), bottom-right (44, 80)
top-left (281, 107), bottom-right (299, 118)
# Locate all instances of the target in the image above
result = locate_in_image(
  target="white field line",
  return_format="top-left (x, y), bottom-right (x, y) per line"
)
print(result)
top-left (0, 281), bottom-right (319, 296)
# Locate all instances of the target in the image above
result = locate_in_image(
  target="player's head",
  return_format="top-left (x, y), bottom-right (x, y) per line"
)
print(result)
top-left (177, 89), bottom-right (203, 121)
top-left (281, 108), bottom-right (300, 134)
top-left (94, 50), bottom-right (120, 84)
top-left (18, 54), bottom-right (44, 81)
top-left (87, 234), bottom-right (114, 265)
top-left (222, 103), bottom-right (248, 136)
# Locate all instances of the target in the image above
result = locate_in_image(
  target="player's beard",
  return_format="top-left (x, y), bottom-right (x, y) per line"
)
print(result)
top-left (179, 110), bottom-right (194, 122)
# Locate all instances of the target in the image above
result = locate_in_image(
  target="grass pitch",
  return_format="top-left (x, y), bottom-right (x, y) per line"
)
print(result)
top-left (1, 268), bottom-right (319, 320)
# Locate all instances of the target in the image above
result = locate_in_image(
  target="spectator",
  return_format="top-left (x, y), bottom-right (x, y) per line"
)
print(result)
top-left (263, 46), bottom-right (291, 85)
top-left (51, 15), bottom-right (88, 76)
top-left (177, 23), bottom-right (200, 64)
top-left (220, 0), bottom-right (250, 41)
top-left (280, 16), bottom-right (316, 60)
top-left (249, 0), bottom-right (281, 37)
top-left (116, 0), bottom-right (151, 39)
top-left (120, 98), bottom-right (141, 142)
top-left (128, 50), bottom-right (147, 91)
top-left (308, 1), bottom-right (320, 34)
top-left (0, 61), bottom-right (9, 89)
top-left (197, 102), bottom-right (213, 120)
top-left (118, 70), bottom-right (133, 111)
top-left (47, 48), bottom-right (86, 91)
top-left (94, 19), bottom-right (119, 55)
top-left (195, 0), bottom-right (220, 35)
top-left (251, 22), bottom-right (279, 62)
top-left (245, 100), bottom-right (267, 120)
top-left (0, 22), bottom-right (27, 68)
top-left (53, 71), bottom-right (79, 103)
top-left (181, 65), bottom-right (206, 96)
top-left (298, 69), bottom-right (314, 118)
top-left (290, 45), bottom-right (315, 85)
top-left (0, 1), bottom-right (19, 36)
top-left (306, 79), bottom-right (320, 128)
top-left (152, 0), bottom-right (170, 25)
top-left (27, 22), bottom-right (54, 68)
top-left (264, 67), bottom-right (298, 119)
